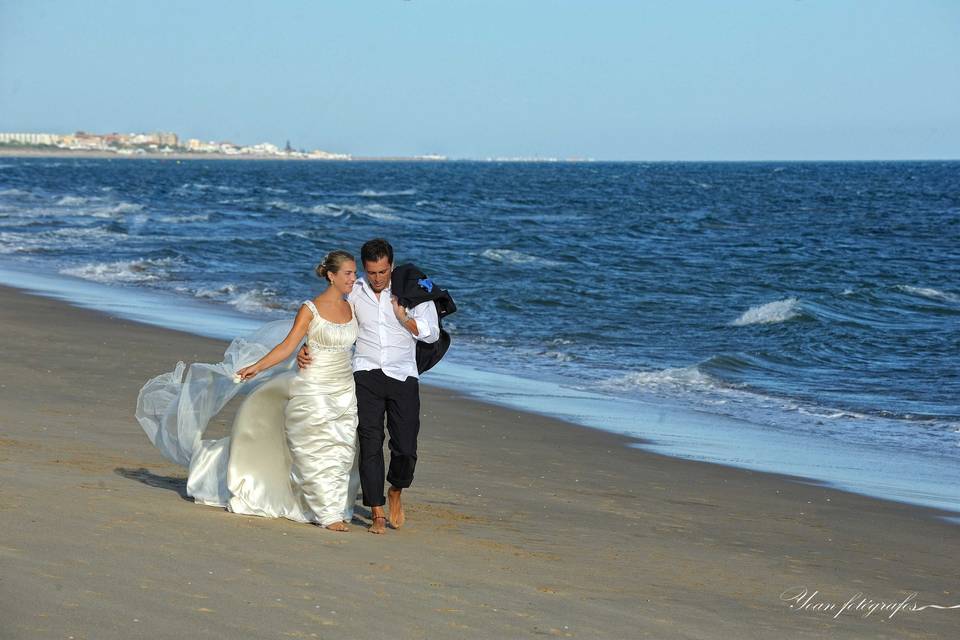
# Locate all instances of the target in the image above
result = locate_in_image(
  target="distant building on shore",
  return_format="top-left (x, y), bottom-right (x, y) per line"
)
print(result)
top-left (157, 132), bottom-right (178, 147)
top-left (0, 129), bottom-right (351, 160)
top-left (0, 132), bottom-right (58, 145)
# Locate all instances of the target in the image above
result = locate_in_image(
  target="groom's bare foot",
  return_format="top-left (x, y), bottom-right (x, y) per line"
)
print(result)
top-left (387, 487), bottom-right (405, 529)
top-left (369, 508), bottom-right (387, 534)
top-left (325, 521), bottom-right (349, 532)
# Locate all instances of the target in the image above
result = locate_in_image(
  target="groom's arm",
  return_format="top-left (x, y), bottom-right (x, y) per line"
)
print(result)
top-left (391, 296), bottom-right (439, 342)
top-left (406, 300), bottom-right (440, 344)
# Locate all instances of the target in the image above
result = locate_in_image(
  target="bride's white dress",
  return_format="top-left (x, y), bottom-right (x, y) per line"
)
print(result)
top-left (135, 300), bottom-right (361, 527)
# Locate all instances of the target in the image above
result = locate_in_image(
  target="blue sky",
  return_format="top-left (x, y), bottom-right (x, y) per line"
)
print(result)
top-left (1, 0), bottom-right (958, 160)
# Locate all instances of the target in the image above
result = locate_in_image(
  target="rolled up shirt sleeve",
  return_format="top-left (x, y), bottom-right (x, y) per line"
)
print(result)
top-left (409, 300), bottom-right (440, 343)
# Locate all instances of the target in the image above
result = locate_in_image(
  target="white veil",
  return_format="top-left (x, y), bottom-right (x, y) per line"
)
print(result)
top-left (135, 319), bottom-right (297, 468)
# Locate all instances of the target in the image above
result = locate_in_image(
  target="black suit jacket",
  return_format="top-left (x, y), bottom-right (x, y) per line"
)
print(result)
top-left (391, 263), bottom-right (456, 373)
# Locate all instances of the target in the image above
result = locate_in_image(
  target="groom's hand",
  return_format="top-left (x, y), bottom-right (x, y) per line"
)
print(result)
top-left (390, 295), bottom-right (410, 323)
top-left (296, 343), bottom-right (312, 370)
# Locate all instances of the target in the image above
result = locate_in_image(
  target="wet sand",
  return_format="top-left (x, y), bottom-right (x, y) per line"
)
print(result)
top-left (0, 284), bottom-right (957, 639)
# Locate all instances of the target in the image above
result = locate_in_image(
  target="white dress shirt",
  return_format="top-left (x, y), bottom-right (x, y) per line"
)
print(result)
top-left (348, 278), bottom-right (440, 381)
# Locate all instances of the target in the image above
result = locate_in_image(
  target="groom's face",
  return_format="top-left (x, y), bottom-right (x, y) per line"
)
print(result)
top-left (363, 256), bottom-right (392, 293)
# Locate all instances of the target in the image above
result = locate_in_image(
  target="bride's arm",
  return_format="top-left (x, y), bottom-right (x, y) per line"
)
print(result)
top-left (236, 306), bottom-right (312, 381)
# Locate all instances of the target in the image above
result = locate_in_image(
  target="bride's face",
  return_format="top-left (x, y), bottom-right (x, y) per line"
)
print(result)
top-left (329, 260), bottom-right (357, 295)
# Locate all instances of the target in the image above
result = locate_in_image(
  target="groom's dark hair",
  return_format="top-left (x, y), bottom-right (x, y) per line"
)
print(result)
top-left (361, 238), bottom-right (394, 265)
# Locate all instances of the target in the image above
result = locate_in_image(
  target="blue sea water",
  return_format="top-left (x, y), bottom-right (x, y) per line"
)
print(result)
top-left (1, 158), bottom-right (958, 515)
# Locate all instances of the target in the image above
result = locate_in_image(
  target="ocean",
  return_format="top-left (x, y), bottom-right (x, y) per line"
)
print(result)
top-left (1, 157), bottom-right (958, 515)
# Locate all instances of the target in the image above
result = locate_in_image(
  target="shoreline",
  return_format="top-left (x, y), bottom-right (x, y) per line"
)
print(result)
top-left (1, 282), bottom-right (959, 638)
top-left (0, 148), bottom-right (445, 162)
top-left (3, 262), bottom-right (958, 517)
top-left (3, 148), bottom-right (958, 163)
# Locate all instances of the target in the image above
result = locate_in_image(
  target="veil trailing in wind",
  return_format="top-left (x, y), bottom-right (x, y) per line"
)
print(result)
top-left (135, 319), bottom-right (295, 468)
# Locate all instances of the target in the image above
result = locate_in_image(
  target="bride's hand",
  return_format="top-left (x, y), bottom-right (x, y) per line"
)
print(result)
top-left (235, 364), bottom-right (261, 382)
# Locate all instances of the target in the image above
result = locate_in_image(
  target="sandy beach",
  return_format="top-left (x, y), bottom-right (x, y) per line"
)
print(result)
top-left (1, 283), bottom-right (957, 639)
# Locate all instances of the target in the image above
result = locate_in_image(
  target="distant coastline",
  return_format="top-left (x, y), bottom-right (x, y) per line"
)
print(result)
top-left (0, 147), bottom-right (448, 162)
top-left (0, 147), bottom-right (599, 163)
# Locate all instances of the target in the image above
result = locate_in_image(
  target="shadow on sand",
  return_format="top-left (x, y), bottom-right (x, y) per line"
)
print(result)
top-left (114, 467), bottom-right (190, 501)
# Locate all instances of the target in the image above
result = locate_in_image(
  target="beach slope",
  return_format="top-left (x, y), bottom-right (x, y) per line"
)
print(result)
top-left (0, 285), bottom-right (957, 639)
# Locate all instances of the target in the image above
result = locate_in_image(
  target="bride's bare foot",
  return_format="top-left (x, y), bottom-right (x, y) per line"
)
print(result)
top-left (325, 521), bottom-right (349, 532)
top-left (387, 487), bottom-right (405, 529)
top-left (368, 512), bottom-right (387, 534)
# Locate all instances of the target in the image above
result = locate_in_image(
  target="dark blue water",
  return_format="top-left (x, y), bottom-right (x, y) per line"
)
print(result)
top-left (2, 158), bottom-right (958, 467)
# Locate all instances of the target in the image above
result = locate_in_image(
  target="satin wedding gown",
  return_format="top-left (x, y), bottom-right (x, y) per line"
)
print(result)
top-left (135, 300), bottom-right (361, 527)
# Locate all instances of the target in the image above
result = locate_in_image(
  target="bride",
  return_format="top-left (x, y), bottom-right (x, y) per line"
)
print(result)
top-left (135, 251), bottom-right (361, 531)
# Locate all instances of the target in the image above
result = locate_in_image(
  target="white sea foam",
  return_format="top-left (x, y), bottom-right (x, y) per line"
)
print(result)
top-left (347, 203), bottom-right (401, 221)
top-left (56, 195), bottom-right (97, 206)
top-left (598, 365), bottom-right (721, 392)
top-left (60, 257), bottom-right (179, 284)
top-left (56, 196), bottom-right (144, 217)
top-left (226, 288), bottom-right (297, 314)
top-left (115, 202), bottom-right (145, 213)
top-left (89, 202), bottom-right (145, 218)
top-left (52, 227), bottom-right (127, 240)
top-left (178, 182), bottom-right (211, 191)
top-left (276, 230), bottom-right (311, 240)
top-left (480, 248), bottom-right (560, 267)
top-left (305, 204), bottom-right (344, 217)
top-left (357, 189), bottom-right (416, 197)
top-left (158, 213), bottom-right (210, 223)
top-left (731, 297), bottom-right (802, 326)
top-left (796, 406), bottom-right (868, 421)
top-left (0, 188), bottom-right (31, 197)
top-left (267, 199), bottom-right (301, 212)
top-left (194, 283), bottom-right (238, 298)
top-left (0, 232), bottom-right (33, 253)
top-left (0, 226), bottom-right (125, 253)
top-left (266, 197), bottom-right (405, 222)
top-left (185, 282), bottom-right (296, 314)
top-left (896, 285), bottom-right (959, 303)
top-left (308, 203), bottom-right (401, 221)
top-left (264, 187), bottom-right (288, 194)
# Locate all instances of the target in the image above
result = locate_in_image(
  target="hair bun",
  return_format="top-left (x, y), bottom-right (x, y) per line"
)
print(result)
top-left (315, 249), bottom-right (355, 282)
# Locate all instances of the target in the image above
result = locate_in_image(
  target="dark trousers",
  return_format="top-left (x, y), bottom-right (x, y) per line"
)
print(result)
top-left (354, 369), bottom-right (420, 507)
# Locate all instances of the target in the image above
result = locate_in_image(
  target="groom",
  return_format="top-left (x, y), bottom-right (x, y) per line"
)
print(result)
top-left (298, 238), bottom-right (440, 534)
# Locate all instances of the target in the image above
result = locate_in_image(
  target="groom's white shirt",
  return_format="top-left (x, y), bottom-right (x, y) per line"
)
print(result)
top-left (348, 278), bottom-right (440, 381)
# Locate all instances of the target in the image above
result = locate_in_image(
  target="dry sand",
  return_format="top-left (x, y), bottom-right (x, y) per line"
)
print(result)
top-left (1, 285), bottom-right (957, 639)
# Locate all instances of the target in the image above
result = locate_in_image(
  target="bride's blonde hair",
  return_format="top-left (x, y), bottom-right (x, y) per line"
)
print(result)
top-left (316, 250), bottom-right (355, 283)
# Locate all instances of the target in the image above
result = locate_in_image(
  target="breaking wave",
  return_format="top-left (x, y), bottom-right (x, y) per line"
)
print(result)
top-left (357, 188), bottom-right (417, 197)
top-left (190, 285), bottom-right (293, 314)
top-left (731, 298), bottom-right (803, 326)
top-left (896, 285), bottom-right (959, 304)
top-left (60, 257), bottom-right (180, 284)
top-left (480, 248), bottom-right (560, 266)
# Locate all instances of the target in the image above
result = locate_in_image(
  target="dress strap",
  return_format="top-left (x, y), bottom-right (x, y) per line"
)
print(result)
top-left (302, 300), bottom-right (319, 320)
